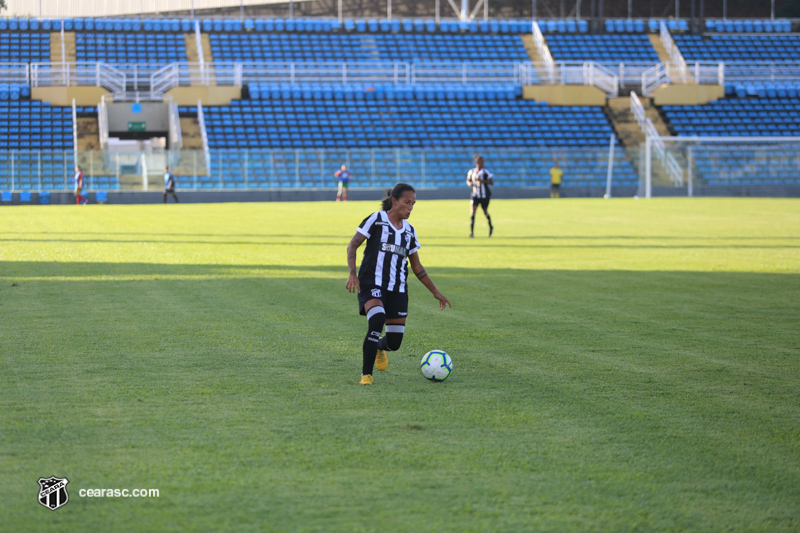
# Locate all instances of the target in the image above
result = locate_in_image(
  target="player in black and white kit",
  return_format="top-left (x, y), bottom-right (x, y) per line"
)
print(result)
top-left (346, 183), bottom-right (452, 385)
top-left (466, 154), bottom-right (494, 238)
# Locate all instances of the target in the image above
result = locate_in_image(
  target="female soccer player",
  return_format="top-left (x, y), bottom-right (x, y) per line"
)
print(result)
top-left (346, 183), bottom-right (451, 385)
top-left (334, 164), bottom-right (352, 202)
top-left (73, 165), bottom-right (87, 205)
top-left (466, 154), bottom-right (494, 237)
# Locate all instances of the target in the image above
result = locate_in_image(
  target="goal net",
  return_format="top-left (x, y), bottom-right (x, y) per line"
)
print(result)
top-left (640, 136), bottom-right (800, 197)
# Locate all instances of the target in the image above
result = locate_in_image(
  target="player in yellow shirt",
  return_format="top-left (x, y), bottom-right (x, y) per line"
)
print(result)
top-left (549, 161), bottom-right (563, 198)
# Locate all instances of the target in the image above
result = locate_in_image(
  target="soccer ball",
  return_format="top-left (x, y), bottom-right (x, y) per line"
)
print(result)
top-left (420, 350), bottom-right (453, 381)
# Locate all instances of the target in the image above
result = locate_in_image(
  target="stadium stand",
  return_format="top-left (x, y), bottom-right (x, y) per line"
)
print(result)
top-left (704, 19), bottom-right (793, 33)
top-left (674, 34), bottom-right (800, 62)
top-left (209, 33), bottom-right (530, 63)
top-left (193, 91), bottom-right (639, 189)
top-left (545, 33), bottom-right (660, 63)
top-left (201, 97), bottom-right (618, 149)
top-left (0, 31), bottom-right (50, 62)
top-left (75, 33), bottom-right (187, 63)
top-left (4, 11), bottom-right (797, 197)
top-left (662, 98), bottom-right (800, 137)
top-left (0, 101), bottom-right (72, 149)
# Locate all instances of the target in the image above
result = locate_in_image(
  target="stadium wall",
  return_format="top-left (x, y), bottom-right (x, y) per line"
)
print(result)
top-left (31, 87), bottom-right (111, 107)
top-left (522, 85), bottom-right (607, 106)
top-left (651, 85), bottom-right (726, 106)
top-left (7, 185), bottom-right (800, 206)
top-left (1, 186), bottom-right (634, 205)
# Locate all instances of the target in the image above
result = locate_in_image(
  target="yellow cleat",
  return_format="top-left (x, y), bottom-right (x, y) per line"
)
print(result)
top-left (375, 349), bottom-right (388, 371)
top-left (360, 374), bottom-right (373, 385)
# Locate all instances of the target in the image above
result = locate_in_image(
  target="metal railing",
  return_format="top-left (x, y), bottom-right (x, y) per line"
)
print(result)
top-left (20, 58), bottom-right (766, 99)
top-left (97, 97), bottom-right (109, 150)
top-left (641, 62), bottom-right (669, 95)
top-left (150, 63), bottom-right (181, 95)
top-left (0, 63), bottom-right (31, 84)
top-left (30, 62), bottom-right (126, 94)
top-left (0, 147), bottom-right (636, 192)
top-left (168, 95), bottom-right (183, 152)
top-left (531, 21), bottom-right (555, 79)
top-left (723, 62), bottom-right (800, 82)
top-left (196, 99), bottom-right (212, 178)
top-left (660, 22), bottom-right (687, 74)
top-left (631, 90), bottom-right (684, 188)
top-left (600, 61), bottom-right (660, 88)
top-left (630, 91), bottom-right (647, 126)
top-left (71, 98), bottom-right (78, 159)
top-left (642, 61), bottom-right (725, 95)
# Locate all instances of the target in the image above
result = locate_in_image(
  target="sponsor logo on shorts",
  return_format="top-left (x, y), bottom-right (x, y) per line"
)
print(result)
top-left (398, 312), bottom-right (408, 317)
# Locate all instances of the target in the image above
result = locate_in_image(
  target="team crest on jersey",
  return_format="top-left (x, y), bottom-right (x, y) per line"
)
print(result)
top-left (38, 476), bottom-right (69, 511)
top-left (371, 288), bottom-right (382, 298)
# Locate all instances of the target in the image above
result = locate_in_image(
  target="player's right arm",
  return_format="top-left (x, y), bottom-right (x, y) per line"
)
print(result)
top-left (346, 232), bottom-right (366, 293)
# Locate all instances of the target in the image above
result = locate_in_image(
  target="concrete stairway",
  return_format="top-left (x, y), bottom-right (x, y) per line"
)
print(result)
top-left (179, 118), bottom-right (204, 149)
top-left (521, 34), bottom-right (553, 82)
top-left (55, 31), bottom-right (78, 63)
top-left (649, 34), bottom-right (671, 63)
top-left (50, 32), bottom-right (77, 62)
top-left (648, 33), bottom-right (695, 83)
top-left (607, 96), bottom-right (671, 148)
top-left (607, 95), bottom-right (678, 185)
top-left (183, 33), bottom-right (216, 86)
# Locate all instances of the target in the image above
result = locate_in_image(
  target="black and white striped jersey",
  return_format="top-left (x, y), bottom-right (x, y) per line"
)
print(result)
top-left (356, 210), bottom-right (421, 293)
top-left (467, 168), bottom-right (493, 198)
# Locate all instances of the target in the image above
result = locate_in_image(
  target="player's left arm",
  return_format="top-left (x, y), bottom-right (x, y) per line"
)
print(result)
top-left (409, 252), bottom-right (451, 310)
top-left (484, 171), bottom-right (494, 185)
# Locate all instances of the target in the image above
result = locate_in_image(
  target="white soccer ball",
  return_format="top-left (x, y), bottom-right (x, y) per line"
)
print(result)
top-left (420, 350), bottom-right (453, 381)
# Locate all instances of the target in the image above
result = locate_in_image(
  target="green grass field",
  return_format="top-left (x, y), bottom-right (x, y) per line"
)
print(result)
top-left (2, 198), bottom-right (799, 532)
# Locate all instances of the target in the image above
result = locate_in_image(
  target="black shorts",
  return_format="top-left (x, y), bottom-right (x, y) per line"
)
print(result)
top-left (471, 196), bottom-right (490, 209)
top-left (358, 285), bottom-right (409, 320)
top-left (551, 183), bottom-right (560, 190)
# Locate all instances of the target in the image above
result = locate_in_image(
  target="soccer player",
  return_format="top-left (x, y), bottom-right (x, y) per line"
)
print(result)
top-left (73, 165), bottom-right (87, 205)
top-left (335, 164), bottom-right (352, 202)
top-left (550, 160), bottom-right (563, 198)
top-left (346, 183), bottom-right (451, 386)
top-left (466, 154), bottom-right (494, 237)
top-left (163, 167), bottom-right (179, 203)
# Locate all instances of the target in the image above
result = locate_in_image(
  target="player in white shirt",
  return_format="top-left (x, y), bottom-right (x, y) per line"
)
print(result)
top-left (466, 154), bottom-right (494, 237)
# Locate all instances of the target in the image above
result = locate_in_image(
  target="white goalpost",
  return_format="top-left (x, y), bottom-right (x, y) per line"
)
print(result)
top-left (643, 136), bottom-right (800, 197)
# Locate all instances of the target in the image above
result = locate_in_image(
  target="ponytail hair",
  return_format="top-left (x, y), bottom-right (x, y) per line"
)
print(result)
top-left (381, 183), bottom-right (416, 211)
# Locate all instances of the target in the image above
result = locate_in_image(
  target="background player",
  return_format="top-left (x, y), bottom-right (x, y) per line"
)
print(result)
top-left (73, 165), bottom-right (87, 205)
top-left (335, 164), bottom-right (352, 202)
top-left (466, 154), bottom-right (494, 237)
top-left (550, 160), bottom-right (564, 198)
top-left (163, 167), bottom-right (179, 203)
top-left (346, 183), bottom-right (451, 385)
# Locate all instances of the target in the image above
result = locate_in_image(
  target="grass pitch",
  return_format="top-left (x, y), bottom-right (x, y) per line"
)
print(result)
top-left (1, 198), bottom-right (799, 532)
